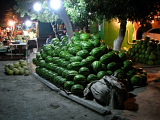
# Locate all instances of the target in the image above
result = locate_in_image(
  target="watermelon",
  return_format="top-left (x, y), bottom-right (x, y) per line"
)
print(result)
top-left (32, 58), bottom-right (38, 65)
top-left (80, 59), bottom-right (91, 68)
top-left (92, 61), bottom-right (102, 73)
top-left (70, 56), bottom-right (83, 62)
top-left (71, 36), bottom-right (80, 43)
top-left (86, 56), bottom-right (96, 63)
top-left (114, 69), bottom-right (125, 79)
top-left (92, 34), bottom-right (100, 40)
top-left (74, 41), bottom-right (81, 46)
top-left (107, 51), bottom-right (118, 61)
top-left (62, 61), bottom-right (70, 68)
top-left (80, 33), bottom-right (90, 41)
top-left (45, 56), bottom-right (53, 63)
top-left (99, 54), bottom-right (111, 65)
top-left (62, 69), bottom-right (68, 78)
top-left (58, 78), bottom-right (67, 88)
top-left (73, 75), bottom-right (87, 86)
top-left (91, 47), bottom-right (102, 58)
top-left (36, 53), bottom-right (41, 59)
top-left (59, 51), bottom-right (70, 58)
top-left (97, 71), bottom-right (106, 79)
top-left (81, 42), bottom-right (94, 51)
top-left (39, 60), bottom-right (46, 67)
top-left (65, 54), bottom-right (74, 61)
top-left (69, 62), bottom-right (81, 71)
top-left (123, 60), bottom-right (133, 70)
top-left (71, 84), bottom-right (84, 95)
top-left (68, 46), bottom-right (81, 55)
top-left (148, 60), bottom-right (154, 65)
top-left (130, 74), bottom-right (142, 86)
top-left (76, 50), bottom-right (89, 59)
top-left (87, 74), bottom-right (98, 83)
top-left (79, 67), bottom-right (90, 76)
top-left (149, 55), bottom-right (156, 61)
top-left (155, 60), bottom-right (160, 65)
top-left (65, 70), bottom-right (79, 81)
top-left (118, 52), bottom-right (127, 61)
top-left (107, 62), bottom-right (117, 72)
top-left (54, 76), bottom-right (62, 86)
top-left (100, 45), bottom-right (109, 54)
top-left (41, 52), bottom-right (48, 60)
top-left (106, 70), bottom-right (113, 76)
top-left (139, 74), bottom-right (147, 85)
top-left (92, 39), bottom-right (101, 47)
top-left (64, 81), bottom-right (75, 91)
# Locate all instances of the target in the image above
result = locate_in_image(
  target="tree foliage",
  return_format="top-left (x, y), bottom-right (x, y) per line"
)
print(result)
top-left (64, 0), bottom-right (160, 50)
top-left (14, 0), bottom-right (63, 25)
top-left (64, 0), bottom-right (160, 23)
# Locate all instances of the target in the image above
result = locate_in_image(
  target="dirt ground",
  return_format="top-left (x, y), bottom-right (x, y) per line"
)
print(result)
top-left (0, 59), bottom-right (160, 120)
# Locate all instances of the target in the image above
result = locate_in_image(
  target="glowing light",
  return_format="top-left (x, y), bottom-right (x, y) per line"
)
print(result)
top-left (151, 20), bottom-right (154, 23)
top-left (50, 0), bottom-right (61, 10)
top-left (9, 21), bottom-right (14, 26)
top-left (34, 3), bottom-right (41, 11)
top-left (25, 20), bottom-right (32, 27)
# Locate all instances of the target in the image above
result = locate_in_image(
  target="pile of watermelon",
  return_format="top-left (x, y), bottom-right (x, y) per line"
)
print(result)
top-left (4, 59), bottom-right (30, 75)
top-left (32, 31), bottom-right (148, 96)
top-left (127, 36), bottom-right (160, 65)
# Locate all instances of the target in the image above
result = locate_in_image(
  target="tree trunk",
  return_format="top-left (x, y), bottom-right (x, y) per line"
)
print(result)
top-left (113, 20), bottom-right (127, 51)
top-left (54, 4), bottom-right (74, 43)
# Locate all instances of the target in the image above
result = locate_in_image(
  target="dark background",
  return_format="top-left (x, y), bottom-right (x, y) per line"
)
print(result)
top-left (0, 0), bottom-right (16, 20)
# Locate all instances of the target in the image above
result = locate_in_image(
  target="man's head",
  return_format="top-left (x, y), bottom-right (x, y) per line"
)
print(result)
top-left (49, 34), bottom-right (52, 38)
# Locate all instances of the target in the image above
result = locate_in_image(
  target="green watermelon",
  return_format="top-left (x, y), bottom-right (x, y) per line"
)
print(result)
top-left (69, 62), bottom-right (82, 71)
top-left (45, 56), bottom-right (53, 63)
top-left (71, 84), bottom-right (84, 95)
top-left (58, 78), bottom-right (67, 88)
top-left (73, 75), bottom-right (87, 86)
top-left (59, 51), bottom-right (70, 58)
top-left (123, 60), bottom-right (133, 70)
top-left (130, 74), bottom-right (142, 86)
top-left (99, 54), bottom-right (111, 65)
top-left (71, 36), bottom-right (80, 43)
top-left (70, 56), bottom-right (83, 63)
top-left (91, 47), bottom-right (102, 58)
top-left (65, 54), bottom-right (74, 61)
top-left (64, 81), bottom-right (75, 91)
top-left (39, 60), bottom-right (46, 67)
top-left (91, 61), bottom-right (102, 73)
top-left (79, 67), bottom-right (90, 76)
top-left (76, 50), bottom-right (89, 59)
top-left (97, 71), bottom-right (106, 79)
top-left (87, 74), bottom-right (98, 83)
top-left (86, 56), bottom-right (96, 63)
top-left (80, 33), bottom-right (90, 41)
top-left (81, 42), bottom-right (94, 51)
top-left (107, 62), bottom-right (117, 72)
top-left (65, 70), bottom-right (79, 81)
top-left (80, 59), bottom-right (91, 68)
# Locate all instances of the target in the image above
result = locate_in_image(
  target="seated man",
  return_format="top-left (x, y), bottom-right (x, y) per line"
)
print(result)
top-left (46, 34), bottom-right (53, 44)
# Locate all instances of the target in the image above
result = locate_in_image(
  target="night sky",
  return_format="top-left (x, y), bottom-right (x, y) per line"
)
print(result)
top-left (0, 0), bottom-right (16, 20)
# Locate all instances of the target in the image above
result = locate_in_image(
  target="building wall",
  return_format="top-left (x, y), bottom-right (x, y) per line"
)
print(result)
top-left (103, 19), bottom-right (133, 49)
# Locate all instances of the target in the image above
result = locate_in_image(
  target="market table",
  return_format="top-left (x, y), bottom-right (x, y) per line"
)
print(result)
top-left (9, 42), bottom-right (28, 59)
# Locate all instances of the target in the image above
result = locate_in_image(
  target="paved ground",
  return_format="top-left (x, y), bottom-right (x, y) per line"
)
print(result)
top-left (0, 59), bottom-right (160, 120)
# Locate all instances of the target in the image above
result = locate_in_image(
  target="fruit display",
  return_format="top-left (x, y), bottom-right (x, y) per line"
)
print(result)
top-left (32, 31), bottom-right (148, 96)
top-left (127, 36), bottom-right (160, 65)
top-left (4, 59), bottom-right (29, 76)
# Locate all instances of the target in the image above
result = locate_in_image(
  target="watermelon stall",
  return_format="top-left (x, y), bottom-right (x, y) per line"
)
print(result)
top-left (32, 31), bottom-right (148, 96)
